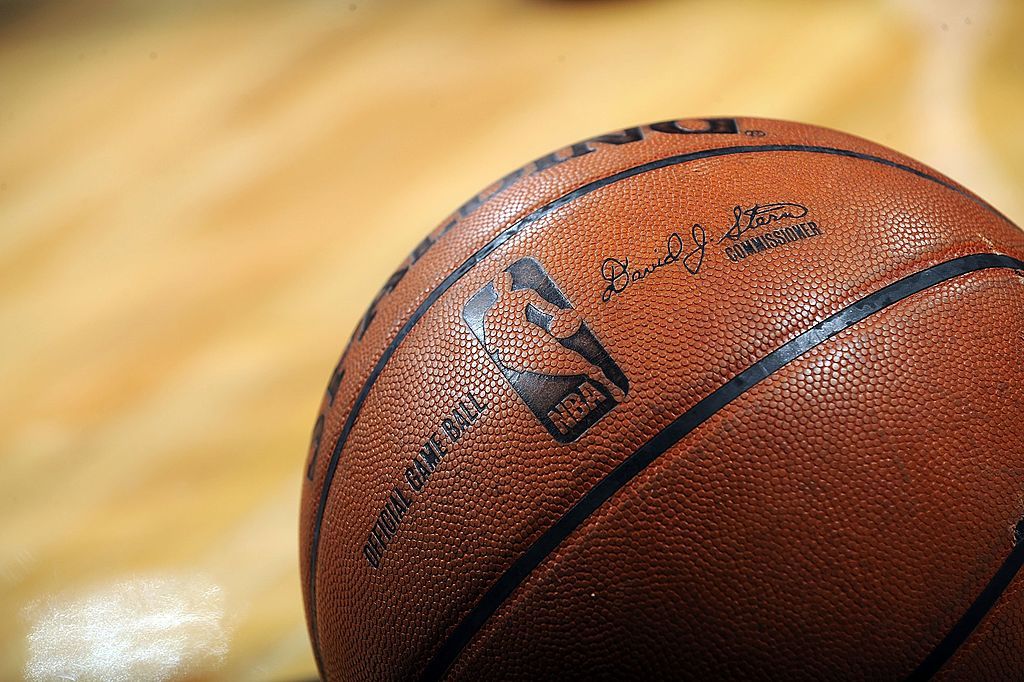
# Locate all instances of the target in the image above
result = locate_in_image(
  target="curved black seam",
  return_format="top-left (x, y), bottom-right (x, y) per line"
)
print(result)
top-left (419, 254), bottom-right (1024, 681)
top-left (907, 525), bottom-right (1024, 680)
top-left (306, 143), bottom-right (1014, 671)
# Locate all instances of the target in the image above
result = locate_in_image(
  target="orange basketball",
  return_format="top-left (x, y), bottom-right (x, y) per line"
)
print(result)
top-left (299, 117), bottom-right (1024, 680)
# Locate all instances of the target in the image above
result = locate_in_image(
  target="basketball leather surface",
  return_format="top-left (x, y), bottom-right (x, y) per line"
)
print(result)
top-left (300, 117), bottom-right (1024, 680)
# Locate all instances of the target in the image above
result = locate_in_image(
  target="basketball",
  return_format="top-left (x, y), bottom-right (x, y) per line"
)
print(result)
top-left (300, 117), bottom-right (1024, 679)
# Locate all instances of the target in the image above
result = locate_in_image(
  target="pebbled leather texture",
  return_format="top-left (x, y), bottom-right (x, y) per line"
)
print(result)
top-left (299, 118), bottom-right (1024, 680)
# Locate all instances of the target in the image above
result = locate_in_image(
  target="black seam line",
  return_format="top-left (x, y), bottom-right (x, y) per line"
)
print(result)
top-left (907, 530), bottom-right (1024, 679)
top-left (419, 254), bottom-right (1024, 681)
top-left (306, 143), bottom-right (1014, 668)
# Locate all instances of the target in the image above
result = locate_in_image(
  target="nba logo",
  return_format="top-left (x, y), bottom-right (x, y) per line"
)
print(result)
top-left (462, 257), bottom-right (629, 442)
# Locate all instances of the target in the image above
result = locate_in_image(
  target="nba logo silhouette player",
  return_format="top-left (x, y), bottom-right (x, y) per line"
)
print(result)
top-left (463, 257), bottom-right (629, 442)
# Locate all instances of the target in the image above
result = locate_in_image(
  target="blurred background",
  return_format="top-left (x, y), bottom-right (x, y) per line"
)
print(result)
top-left (1, 0), bottom-right (1022, 679)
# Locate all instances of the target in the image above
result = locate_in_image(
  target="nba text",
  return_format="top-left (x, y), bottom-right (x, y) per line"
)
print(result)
top-left (547, 379), bottom-right (607, 437)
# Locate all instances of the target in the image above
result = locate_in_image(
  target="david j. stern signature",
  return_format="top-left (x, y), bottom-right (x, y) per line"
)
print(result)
top-left (600, 223), bottom-right (707, 303)
top-left (599, 201), bottom-right (811, 302)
